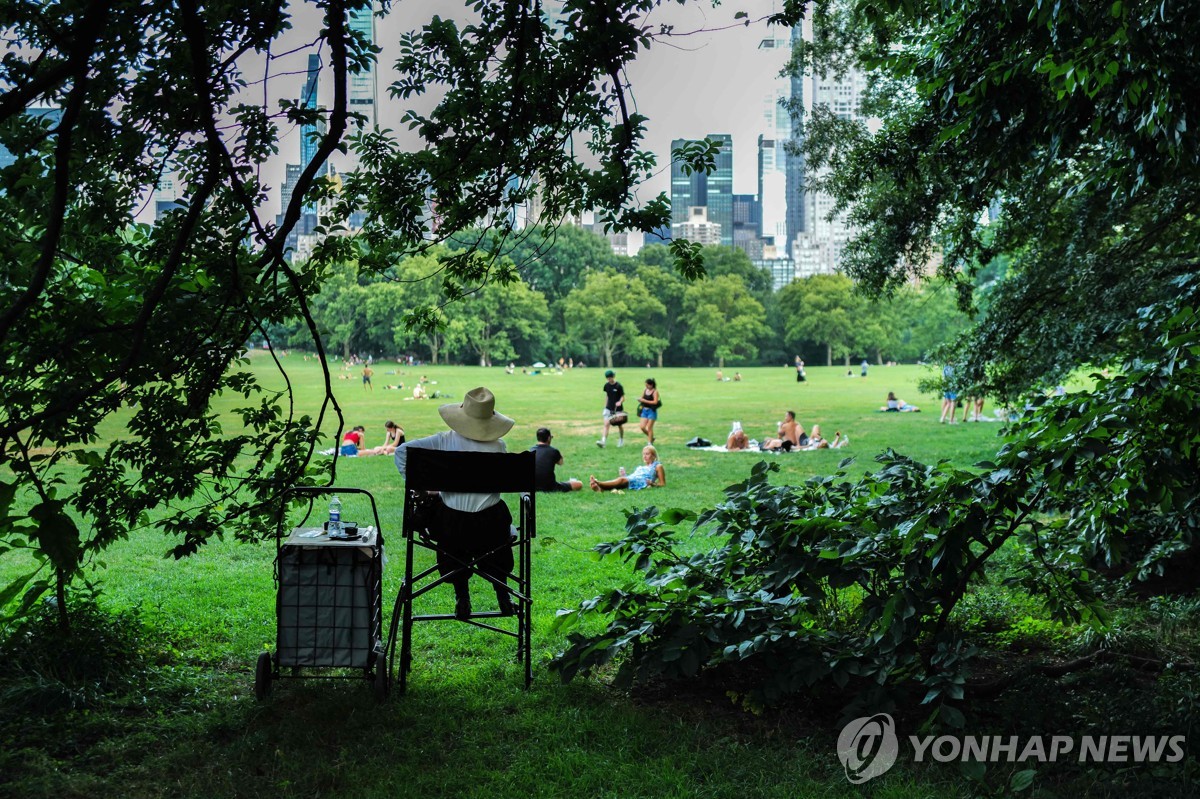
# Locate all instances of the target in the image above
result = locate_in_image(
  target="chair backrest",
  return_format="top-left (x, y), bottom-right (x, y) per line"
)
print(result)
top-left (404, 448), bottom-right (536, 494)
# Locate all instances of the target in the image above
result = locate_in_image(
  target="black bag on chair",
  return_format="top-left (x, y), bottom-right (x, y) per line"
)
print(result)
top-left (407, 491), bottom-right (442, 538)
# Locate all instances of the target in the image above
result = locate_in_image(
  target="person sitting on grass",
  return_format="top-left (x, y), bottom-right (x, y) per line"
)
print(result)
top-left (590, 445), bottom-right (665, 491)
top-left (762, 411), bottom-right (805, 451)
top-left (358, 420), bottom-right (405, 456)
top-left (726, 421), bottom-right (749, 451)
top-left (530, 427), bottom-right (583, 492)
top-left (339, 425), bottom-right (366, 456)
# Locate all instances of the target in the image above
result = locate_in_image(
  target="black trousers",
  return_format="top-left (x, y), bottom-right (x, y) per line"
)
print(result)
top-left (433, 500), bottom-right (514, 593)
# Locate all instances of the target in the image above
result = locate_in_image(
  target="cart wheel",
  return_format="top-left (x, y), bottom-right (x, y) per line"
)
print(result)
top-left (255, 651), bottom-right (272, 700)
top-left (373, 650), bottom-right (389, 702)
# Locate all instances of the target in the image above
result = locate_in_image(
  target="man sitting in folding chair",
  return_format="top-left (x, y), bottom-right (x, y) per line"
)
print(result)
top-left (393, 386), bottom-right (517, 620)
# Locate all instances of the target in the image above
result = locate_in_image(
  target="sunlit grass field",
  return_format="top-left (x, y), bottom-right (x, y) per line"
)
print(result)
top-left (3, 357), bottom-right (1011, 799)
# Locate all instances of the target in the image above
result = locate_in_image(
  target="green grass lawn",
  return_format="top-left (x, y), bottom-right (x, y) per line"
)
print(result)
top-left (2, 360), bottom-right (1030, 798)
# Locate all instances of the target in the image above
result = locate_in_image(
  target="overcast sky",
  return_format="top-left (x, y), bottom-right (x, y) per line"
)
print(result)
top-left (256, 0), bottom-right (791, 218)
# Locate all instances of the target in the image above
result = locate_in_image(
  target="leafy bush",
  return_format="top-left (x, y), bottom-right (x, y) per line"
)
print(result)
top-left (551, 454), bottom-right (1039, 722)
top-left (0, 587), bottom-right (160, 713)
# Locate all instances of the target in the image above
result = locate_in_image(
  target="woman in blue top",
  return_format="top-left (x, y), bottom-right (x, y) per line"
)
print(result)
top-left (589, 445), bottom-right (666, 492)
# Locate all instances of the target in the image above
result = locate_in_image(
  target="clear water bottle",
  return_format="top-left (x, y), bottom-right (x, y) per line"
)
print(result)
top-left (618, 467), bottom-right (626, 477)
top-left (328, 495), bottom-right (342, 536)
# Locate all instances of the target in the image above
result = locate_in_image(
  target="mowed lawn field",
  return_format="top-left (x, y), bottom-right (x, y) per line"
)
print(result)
top-left (4, 357), bottom-right (1010, 799)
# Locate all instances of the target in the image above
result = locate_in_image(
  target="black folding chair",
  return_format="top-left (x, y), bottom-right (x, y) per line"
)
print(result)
top-left (387, 449), bottom-right (536, 692)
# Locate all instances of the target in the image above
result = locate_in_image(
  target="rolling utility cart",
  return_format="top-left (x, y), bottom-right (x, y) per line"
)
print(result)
top-left (255, 486), bottom-right (389, 701)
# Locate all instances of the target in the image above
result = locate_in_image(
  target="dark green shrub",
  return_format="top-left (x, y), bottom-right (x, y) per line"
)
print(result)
top-left (0, 587), bottom-right (159, 713)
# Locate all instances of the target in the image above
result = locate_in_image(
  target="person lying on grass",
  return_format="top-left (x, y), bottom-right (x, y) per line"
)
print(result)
top-left (798, 424), bottom-right (848, 450)
top-left (880, 391), bottom-right (920, 412)
top-left (590, 445), bottom-right (666, 491)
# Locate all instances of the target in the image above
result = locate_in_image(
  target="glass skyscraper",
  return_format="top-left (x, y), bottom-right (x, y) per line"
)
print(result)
top-left (670, 138), bottom-right (707, 228)
top-left (706, 133), bottom-right (734, 247)
top-left (784, 25), bottom-right (807, 257)
top-left (346, 2), bottom-right (378, 131)
top-left (670, 134), bottom-right (733, 246)
top-left (299, 54), bottom-right (323, 214)
top-left (300, 54), bottom-right (321, 167)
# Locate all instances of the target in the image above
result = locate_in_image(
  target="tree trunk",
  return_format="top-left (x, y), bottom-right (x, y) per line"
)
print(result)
top-left (876, 349), bottom-right (883, 366)
top-left (657, 351), bottom-right (663, 368)
top-left (843, 352), bottom-right (851, 367)
top-left (718, 354), bottom-right (725, 369)
top-left (825, 342), bottom-right (832, 366)
top-left (55, 567), bottom-right (69, 633)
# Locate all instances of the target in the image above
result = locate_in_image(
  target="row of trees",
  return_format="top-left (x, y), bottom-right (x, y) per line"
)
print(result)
top-left (280, 233), bottom-right (969, 368)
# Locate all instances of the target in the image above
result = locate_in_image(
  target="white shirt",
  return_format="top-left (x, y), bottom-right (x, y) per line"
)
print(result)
top-left (394, 430), bottom-right (506, 512)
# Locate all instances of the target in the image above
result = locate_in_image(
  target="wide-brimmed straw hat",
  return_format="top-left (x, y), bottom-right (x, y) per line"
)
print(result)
top-left (439, 386), bottom-right (514, 441)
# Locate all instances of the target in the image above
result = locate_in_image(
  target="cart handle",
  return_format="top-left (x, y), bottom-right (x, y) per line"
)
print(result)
top-left (275, 486), bottom-right (385, 551)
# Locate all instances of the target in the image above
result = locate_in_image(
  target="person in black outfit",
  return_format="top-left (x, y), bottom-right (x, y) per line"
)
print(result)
top-left (597, 369), bottom-right (626, 448)
top-left (531, 428), bottom-right (582, 491)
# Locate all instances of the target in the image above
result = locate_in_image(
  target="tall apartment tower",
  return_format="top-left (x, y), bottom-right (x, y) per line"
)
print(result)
top-left (804, 62), bottom-right (871, 272)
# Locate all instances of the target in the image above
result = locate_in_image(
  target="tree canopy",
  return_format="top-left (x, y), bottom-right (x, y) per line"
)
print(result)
top-left (0, 0), bottom-right (807, 623)
top-left (801, 0), bottom-right (1200, 398)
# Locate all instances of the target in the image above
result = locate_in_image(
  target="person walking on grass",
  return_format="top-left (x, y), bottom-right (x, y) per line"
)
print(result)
top-left (362, 364), bottom-right (374, 390)
top-left (637, 377), bottom-right (661, 444)
top-left (597, 369), bottom-right (626, 448)
top-left (940, 363), bottom-right (959, 424)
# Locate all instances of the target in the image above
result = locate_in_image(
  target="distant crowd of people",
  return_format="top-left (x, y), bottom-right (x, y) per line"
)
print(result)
top-left (325, 369), bottom-right (671, 499)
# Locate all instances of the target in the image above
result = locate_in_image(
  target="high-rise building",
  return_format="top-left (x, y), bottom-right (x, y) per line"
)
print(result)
top-left (671, 206), bottom-right (722, 245)
top-left (784, 25), bottom-right (807, 257)
top-left (346, 2), bottom-right (378, 132)
top-left (732, 193), bottom-right (763, 258)
top-left (801, 62), bottom-right (871, 272)
top-left (299, 54), bottom-right (325, 214)
top-left (300, 55), bottom-right (321, 165)
top-left (670, 138), bottom-right (707, 229)
top-left (153, 175), bottom-right (185, 221)
top-left (757, 84), bottom-right (790, 246)
top-left (706, 134), bottom-right (734, 247)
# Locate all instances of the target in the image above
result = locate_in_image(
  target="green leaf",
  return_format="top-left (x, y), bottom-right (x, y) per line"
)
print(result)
top-left (1010, 769), bottom-right (1036, 792)
top-left (0, 570), bottom-right (41, 611)
top-left (659, 508), bottom-right (697, 525)
top-left (27, 501), bottom-right (82, 573)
